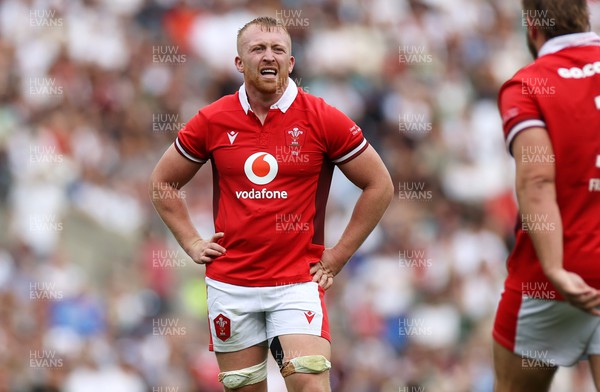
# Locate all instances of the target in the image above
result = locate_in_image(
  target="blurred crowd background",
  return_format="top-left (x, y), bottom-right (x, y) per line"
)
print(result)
top-left (0, 0), bottom-right (599, 391)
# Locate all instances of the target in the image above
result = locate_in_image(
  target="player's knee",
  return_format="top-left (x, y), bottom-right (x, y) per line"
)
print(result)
top-left (283, 371), bottom-right (331, 392)
top-left (280, 355), bottom-right (331, 378)
top-left (218, 360), bottom-right (267, 390)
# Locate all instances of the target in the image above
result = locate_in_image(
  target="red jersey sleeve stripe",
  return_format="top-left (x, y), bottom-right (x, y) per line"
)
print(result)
top-left (332, 138), bottom-right (368, 164)
top-left (506, 119), bottom-right (546, 155)
top-left (175, 137), bottom-right (207, 164)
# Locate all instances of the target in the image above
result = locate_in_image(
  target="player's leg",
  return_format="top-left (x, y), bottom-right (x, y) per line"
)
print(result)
top-left (492, 289), bottom-right (558, 392)
top-left (206, 278), bottom-right (270, 391)
top-left (215, 344), bottom-right (269, 392)
top-left (589, 355), bottom-right (600, 391)
top-left (493, 340), bottom-right (557, 392)
top-left (271, 334), bottom-right (331, 392)
top-left (585, 322), bottom-right (600, 391)
top-left (493, 288), bottom-right (600, 392)
top-left (265, 281), bottom-right (332, 392)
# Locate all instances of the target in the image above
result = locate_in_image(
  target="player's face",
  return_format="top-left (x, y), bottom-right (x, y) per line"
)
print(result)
top-left (235, 25), bottom-right (295, 95)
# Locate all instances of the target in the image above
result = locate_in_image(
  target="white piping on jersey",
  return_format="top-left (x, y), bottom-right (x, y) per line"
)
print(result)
top-left (332, 138), bottom-right (367, 164)
top-left (506, 119), bottom-right (546, 154)
top-left (538, 32), bottom-right (600, 58)
top-left (238, 77), bottom-right (298, 114)
top-left (175, 137), bottom-right (206, 163)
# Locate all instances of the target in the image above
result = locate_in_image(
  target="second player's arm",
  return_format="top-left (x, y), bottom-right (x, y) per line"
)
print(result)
top-left (513, 127), bottom-right (600, 314)
top-left (149, 145), bottom-right (226, 264)
top-left (311, 145), bottom-right (394, 289)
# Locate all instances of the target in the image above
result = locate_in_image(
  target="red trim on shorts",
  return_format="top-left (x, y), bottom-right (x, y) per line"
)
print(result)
top-left (319, 286), bottom-right (331, 341)
top-left (493, 288), bottom-right (522, 352)
top-left (207, 285), bottom-right (215, 352)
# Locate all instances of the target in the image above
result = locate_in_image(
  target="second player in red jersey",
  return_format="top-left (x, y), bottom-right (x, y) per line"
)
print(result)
top-left (498, 31), bottom-right (600, 299)
top-left (493, 1), bottom-right (600, 391)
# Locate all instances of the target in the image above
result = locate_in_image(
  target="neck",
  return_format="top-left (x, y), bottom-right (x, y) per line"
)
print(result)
top-left (245, 78), bottom-right (289, 118)
top-left (247, 90), bottom-right (280, 118)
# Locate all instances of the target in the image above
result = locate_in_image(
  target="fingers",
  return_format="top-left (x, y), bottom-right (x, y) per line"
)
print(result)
top-left (562, 283), bottom-right (600, 315)
top-left (562, 273), bottom-right (600, 314)
top-left (571, 290), bottom-right (600, 315)
top-left (209, 232), bottom-right (227, 254)
top-left (211, 232), bottom-right (225, 242)
top-left (311, 267), bottom-right (322, 283)
top-left (549, 271), bottom-right (600, 316)
top-left (191, 233), bottom-right (226, 264)
top-left (311, 262), bottom-right (334, 290)
top-left (309, 263), bottom-right (320, 275)
top-left (320, 275), bottom-right (333, 290)
top-left (199, 246), bottom-right (225, 262)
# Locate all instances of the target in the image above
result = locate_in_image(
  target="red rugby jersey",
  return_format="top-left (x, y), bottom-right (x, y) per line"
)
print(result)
top-left (175, 79), bottom-right (368, 286)
top-left (499, 32), bottom-right (600, 297)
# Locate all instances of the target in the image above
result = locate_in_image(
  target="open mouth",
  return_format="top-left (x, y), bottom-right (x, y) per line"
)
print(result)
top-left (260, 68), bottom-right (278, 78)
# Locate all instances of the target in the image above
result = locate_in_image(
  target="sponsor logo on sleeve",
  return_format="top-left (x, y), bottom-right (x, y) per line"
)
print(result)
top-left (349, 124), bottom-right (362, 136)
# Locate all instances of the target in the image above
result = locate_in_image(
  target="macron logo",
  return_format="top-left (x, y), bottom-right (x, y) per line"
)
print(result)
top-left (227, 131), bottom-right (238, 144)
top-left (304, 311), bottom-right (315, 324)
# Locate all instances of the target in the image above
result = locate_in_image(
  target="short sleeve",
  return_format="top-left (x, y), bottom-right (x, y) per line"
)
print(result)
top-left (174, 112), bottom-right (209, 164)
top-left (498, 73), bottom-right (547, 156)
top-left (321, 104), bottom-right (369, 165)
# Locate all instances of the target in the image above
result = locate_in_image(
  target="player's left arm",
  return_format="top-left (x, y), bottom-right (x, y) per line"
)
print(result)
top-left (310, 145), bottom-right (393, 290)
top-left (513, 127), bottom-right (600, 315)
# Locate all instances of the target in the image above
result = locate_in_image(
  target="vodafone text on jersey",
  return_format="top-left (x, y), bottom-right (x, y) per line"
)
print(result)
top-left (236, 152), bottom-right (288, 199)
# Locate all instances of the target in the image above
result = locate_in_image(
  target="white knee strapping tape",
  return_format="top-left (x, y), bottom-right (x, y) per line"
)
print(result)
top-left (280, 355), bottom-right (332, 377)
top-left (218, 359), bottom-right (267, 389)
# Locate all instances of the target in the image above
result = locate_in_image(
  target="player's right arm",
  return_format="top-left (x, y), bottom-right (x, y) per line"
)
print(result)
top-left (149, 144), bottom-right (226, 264)
top-left (512, 128), bottom-right (600, 315)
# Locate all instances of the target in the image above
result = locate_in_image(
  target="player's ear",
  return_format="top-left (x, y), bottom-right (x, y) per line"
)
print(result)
top-left (526, 16), bottom-right (538, 38)
top-left (288, 55), bottom-right (295, 74)
top-left (235, 56), bottom-right (244, 73)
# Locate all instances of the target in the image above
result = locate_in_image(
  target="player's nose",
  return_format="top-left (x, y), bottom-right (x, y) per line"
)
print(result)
top-left (263, 47), bottom-right (276, 61)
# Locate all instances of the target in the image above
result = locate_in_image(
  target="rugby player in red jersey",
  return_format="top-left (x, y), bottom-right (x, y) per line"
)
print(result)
top-left (493, 1), bottom-right (600, 391)
top-left (150, 17), bottom-right (393, 392)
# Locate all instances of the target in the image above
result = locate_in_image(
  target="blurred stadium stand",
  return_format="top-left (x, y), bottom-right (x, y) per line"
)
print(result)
top-left (0, 0), bottom-right (599, 391)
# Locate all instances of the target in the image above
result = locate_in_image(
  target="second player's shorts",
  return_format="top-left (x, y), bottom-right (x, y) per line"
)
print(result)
top-left (494, 287), bottom-right (600, 366)
top-left (206, 277), bottom-right (330, 352)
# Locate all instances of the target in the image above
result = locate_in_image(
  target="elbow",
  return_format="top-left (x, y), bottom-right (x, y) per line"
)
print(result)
top-left (516, 175), bottom-right (555, 204)
top-left (380, 173), bottom-right (395, 207)
top-left (385, 175), bottom-right (395, 205)
top-left (148, 169), bottom-right (161, 204)
top-left (362, 173), bottom-right (393, 208)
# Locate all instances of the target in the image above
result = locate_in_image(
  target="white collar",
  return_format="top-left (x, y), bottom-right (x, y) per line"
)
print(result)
top-left (538, 32), bottom-right (600, 57)
top-left (238, 77), bottom-right (298, 114)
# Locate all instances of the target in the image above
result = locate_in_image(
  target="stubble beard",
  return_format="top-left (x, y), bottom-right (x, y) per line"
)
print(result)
top-left (252, 73), bottom-right (288, 96)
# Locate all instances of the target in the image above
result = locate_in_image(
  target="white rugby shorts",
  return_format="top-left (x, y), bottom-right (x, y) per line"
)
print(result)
top-left (494, 288), bottom-right (600, 366)
top-left (206, 277), bottom-right (330, 352)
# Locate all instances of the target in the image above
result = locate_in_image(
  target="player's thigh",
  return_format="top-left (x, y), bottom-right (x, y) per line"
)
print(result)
top-left (207, 278), bottom-right (268, 352)
top-left (586, 323), bottom-right (600, 391)
top-left (495, 289), bottom-right (600, 366)
top-left (276, 334), bottom-right (331, 392)
top-left (215, 344), bottom-right (269, 392)
top-left (493, 340), bottom-right (557, 392)
top-left (588, 355), bottom-right (600, 391)
top-left (263, 282), bottom-right (331, 391)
